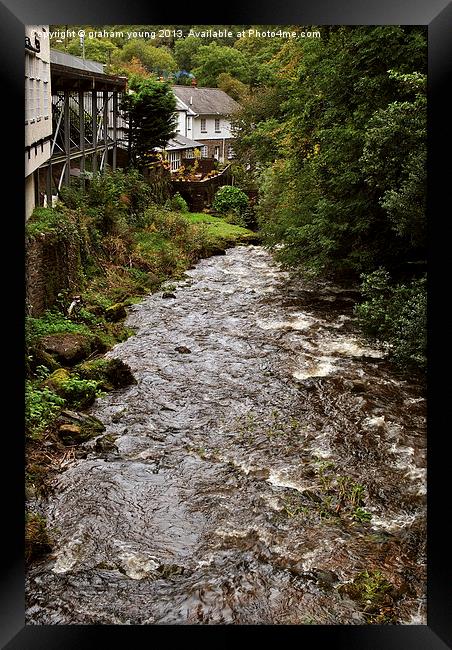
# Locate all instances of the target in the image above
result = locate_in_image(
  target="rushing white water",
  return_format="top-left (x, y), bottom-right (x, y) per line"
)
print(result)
top-left (26, 246), bottom-right (426, 625)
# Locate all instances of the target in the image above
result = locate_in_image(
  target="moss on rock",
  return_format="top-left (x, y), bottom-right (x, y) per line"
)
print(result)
top-left (41, 369), bottom-right (97, 409)
top-left (56, 409), bottom-right (105, 444)
top-left (105, 302), bottom-right (127, 322)
top-left (39, 332), bottom-right (93, 365)
top-left (76, 357), bottom-right (136, 391)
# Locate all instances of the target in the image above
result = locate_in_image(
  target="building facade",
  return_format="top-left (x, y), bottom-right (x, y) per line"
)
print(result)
top-left (171, 85), bottom-right (239, 165)
top-left (25, 25), bottom-right (52, 219)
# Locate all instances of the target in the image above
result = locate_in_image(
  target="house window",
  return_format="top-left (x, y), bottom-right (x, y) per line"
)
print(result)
top-left (227, 144), bottom-right (234, 159)
top-left (201, 145), bottom-right (208, 158)
top-left (200, 118), bottom-right (207, 132)
top-left (215, 118), bottom-right (221, 132)
top-left (186, 148), bottom-right (194, 159)
top-left (30, 79), bottom-right (35, 122)
top-left (36, 80), bottom-right (41, 120)
top-left (187, 116), bottom-right (192, 130)
top-left (169, 151), bottom-right (181, 172)
top-left (214, 146), bottom-right (220, 160)
top-left (43, 82), bottom-right (49, 118)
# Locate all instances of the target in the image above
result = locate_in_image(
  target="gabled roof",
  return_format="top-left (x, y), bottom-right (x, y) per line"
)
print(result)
top-left (172, 86), bottom-right (240, 116)
top-left (163, 134), bottom-right (204, 151)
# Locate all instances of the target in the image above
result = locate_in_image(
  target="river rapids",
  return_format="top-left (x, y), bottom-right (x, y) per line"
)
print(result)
top-left (26, 245), bottom-right (426, 625)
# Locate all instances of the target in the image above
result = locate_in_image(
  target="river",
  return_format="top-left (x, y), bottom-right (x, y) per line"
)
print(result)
top-left (26, 245), bottom-right (426, 625)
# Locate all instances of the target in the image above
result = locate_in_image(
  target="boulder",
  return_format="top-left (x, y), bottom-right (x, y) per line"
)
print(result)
top-left (175, 346), bottom-right (191, 354)
top-left (56, 409), bottom-right (105, 444)
top-left (105, 303), bottom-right (127, 322)
top-left (41, 368), bottom-right (71, 394)
top-left (27, 346), bottom-right (60, 374)
top-left (39, 333), bottom-right (93, 365)
top-left (75, 357), bottom-right (136, 391)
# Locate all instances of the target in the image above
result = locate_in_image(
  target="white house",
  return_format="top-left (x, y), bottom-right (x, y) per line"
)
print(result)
top-left (170, 85), bottom-right (239, 167)
top-left (25, 25), bottom-right (52, 219)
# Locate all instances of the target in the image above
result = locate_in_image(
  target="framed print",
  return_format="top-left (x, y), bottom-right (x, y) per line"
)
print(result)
top-left (1, 0), bottom-right (450, 647)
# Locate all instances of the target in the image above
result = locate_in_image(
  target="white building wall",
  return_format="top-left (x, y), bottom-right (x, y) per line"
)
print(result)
top-left (25, 25), bottom-right (52, 178)
top-left (191, 115), bottom-right (233, 141)
top-left (174, 110), bottom-right (186, 136)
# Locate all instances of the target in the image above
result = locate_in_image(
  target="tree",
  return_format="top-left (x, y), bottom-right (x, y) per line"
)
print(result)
top-left (217, 72), bottom-right (248, 101)
top-left (67, 37), bottom-right (118, 63)
top-left (121, 76), bottom-right (177, 165)
top-left (192, 43), bottom-right (250, 86)
top-left (174, 36), bottom-right (202, 71)
top-left (116, 40), bottom-right (177, 75)
top-left (238, 26), bottom-right (427, 277)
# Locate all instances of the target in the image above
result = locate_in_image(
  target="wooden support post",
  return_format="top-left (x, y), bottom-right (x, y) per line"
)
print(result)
top-left (92, 89), bottom-right (97, 174)
top-left (112, 91), bottom-right (118, 171)
top-left (103, 90), bottom-right (108, 172)
top-left (78, 88), bottom-right (85, 189)
top-left (46, 162), bottom-right (52, 207)
top-left (64, 90), bottom-right (70, 185)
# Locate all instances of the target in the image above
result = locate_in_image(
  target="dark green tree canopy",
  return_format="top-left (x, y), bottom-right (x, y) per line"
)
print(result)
top-left (121, 76), bottom-right (177, 165)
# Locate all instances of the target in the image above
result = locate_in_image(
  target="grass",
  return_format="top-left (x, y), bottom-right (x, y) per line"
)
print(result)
top-left (184, 212), bottom-right (257, 246)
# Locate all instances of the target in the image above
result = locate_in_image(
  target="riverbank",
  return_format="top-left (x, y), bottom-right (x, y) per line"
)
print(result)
top-left (25, 181), bottom-right (258, 563)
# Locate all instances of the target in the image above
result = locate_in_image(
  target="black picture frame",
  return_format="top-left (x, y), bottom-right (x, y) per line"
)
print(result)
top-left (1, 1), bottom-right (450, 647)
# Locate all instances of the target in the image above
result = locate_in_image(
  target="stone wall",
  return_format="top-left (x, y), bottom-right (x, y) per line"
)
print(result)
top-left (172, 167), bottom-right (233, 212)
top-left (26, 233), bottom-right (81, 317)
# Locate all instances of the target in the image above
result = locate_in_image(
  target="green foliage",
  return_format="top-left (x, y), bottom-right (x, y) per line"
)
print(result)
top-left (235, 26), bottom-right (426, 276)
top-left (360, 71), bottom-right (426, 250)
top-left (174, 36), bottom-right (202, 71)
top-left (165, 192), bottom-right (188, 213)
top-left (67, 37), bottom-right (118, 63)
top-left (217, 72), bottom-right (248, 100)
top-left (26, 310), bottom-right (92, 342)
top-left (340, 569), bottom-right (395, 622)
top-left (115, 40), bottom-right (177, 74)
top-left (121, 76), bottom-right (177, 165)
top-left (60, 168), bottom-right (153, 232)
top-left (355, 269), bottom-right (427, 370)
top-left (25, 381), bottom-right (65, 438)
top-left (212, 185), bottom-right (249, 217)
top-left (58, 375), bottom-right (100, 409)
top-left (26, 205), bottom-right (80, 241)
top-left (192, 43), bottom-right (250, 86)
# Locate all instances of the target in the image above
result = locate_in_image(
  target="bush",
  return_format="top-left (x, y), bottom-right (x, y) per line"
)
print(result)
top-left (355, 269), bottom-right (426, 371)
top-left (165, 192), bottom-right (189, 213)
top-left (59, 169), bottom-right (154, 232)
top-left (212, 185), bottom-right (249, 217)
top-left (25, 382), bottom-right (65, 438)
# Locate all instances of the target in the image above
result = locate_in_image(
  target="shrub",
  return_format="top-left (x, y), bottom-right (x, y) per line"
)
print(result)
top-left (212, 185), bottom-right (249, 217)
top-left (26, 310), bottom-right (92, 343)
top-left (165, 192), bottom-right (189, 213)
top-left (59, 169), bottom-right (154, 232)
top-left (25, 382), bottom-right (65, 438)
top-left (355, 269), bottom-right (426, 371)
top-left (144, 207), bottom-right (191, 240)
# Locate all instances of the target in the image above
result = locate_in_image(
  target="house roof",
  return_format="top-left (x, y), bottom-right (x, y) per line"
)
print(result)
top-left (50, 49), bottom-right (127, 91)
top-left (172, 86), bottom-right (240, 116)
top-left (163, 134), bottom-right (204, 151)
